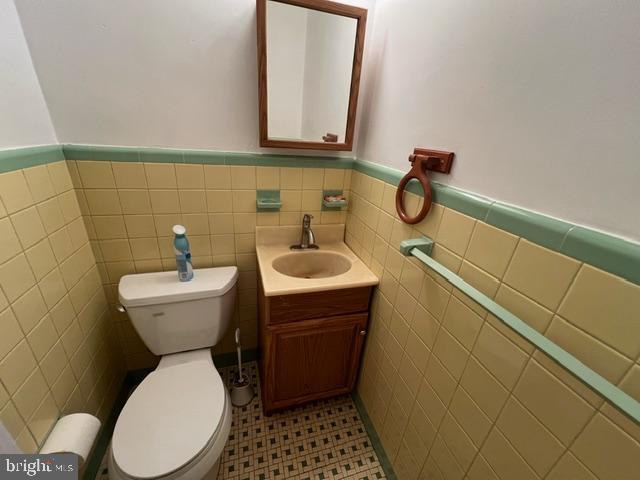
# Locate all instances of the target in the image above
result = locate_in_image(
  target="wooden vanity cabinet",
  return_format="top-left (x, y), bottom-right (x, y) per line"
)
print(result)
top-left (258, 280), bottom-right (372, 414)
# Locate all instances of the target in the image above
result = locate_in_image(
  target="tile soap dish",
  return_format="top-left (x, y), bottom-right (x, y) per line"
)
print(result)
top-left (257, 190), bottom-right (281, 211)
top-left (322, 190), bottom-right (348, 210)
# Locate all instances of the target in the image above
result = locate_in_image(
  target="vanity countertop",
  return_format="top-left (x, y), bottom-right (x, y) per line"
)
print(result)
top-left (256, 224), bottom-right (379, 297)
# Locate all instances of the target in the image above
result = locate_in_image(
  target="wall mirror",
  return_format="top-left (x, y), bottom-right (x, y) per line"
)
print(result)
top-left (257, 0), bottom-right (367, 151)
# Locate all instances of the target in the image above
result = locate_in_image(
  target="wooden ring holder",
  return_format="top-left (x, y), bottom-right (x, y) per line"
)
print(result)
top-left (395, 154), bottom-right (436, 224)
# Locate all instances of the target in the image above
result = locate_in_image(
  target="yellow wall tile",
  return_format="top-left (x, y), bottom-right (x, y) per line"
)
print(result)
top-left (0, 254), bottom-right (36, 302)
top-left (514, 359), bottom-right (594, 445)
top-left (230, 166), bottom-right (256, 190)
top-left (124, 215), bottom-right (156, 238)
top-left (280, 168), bottom-right (302, 189)
top-left (11, 207), bottom-right (46, 248)
top-left (26, 315), bottom-right (57, 361)
top-left (47, 162), bottom-right (73, 194)
top-left (572, 414), bottom-right (640, 479)
top-left (178, 190), bottom-right (206, 213)
top-left (497, 397), bottom-right (564, 476)
top-left (77, 161), bottom-right (115, 188)
top-left (442, 296), bottom-right (484, 350)
top-left (559, 265), bottom-right (640, 359)
top-left (0, 340), bottom-right (37, 394)
top-left (92, 216), bottom-right (127, 239)
top-left (203, 165), bottom-right (231, 190)
top-left (256, 167), bottom-right (279, 189)
top-left (85, 189), bottom-right (121, 215)
top-left (435, 208), bottom-right (476, 256)
top-left (112, 162), bottom-right (147, 189)
top-left (38, 268), bottom-right (67, 308)
top-left (36, 198), bottom-right (65, 234)
top-left (323, 169), bottom-right (344, 190)
top-left (503, 239), bottom-right (581, 310)
top-left (23, 165), bottom-right (56, 203)
top-left (149, 189), bottom-right (180, 214)
top-left (0, 171), bottom-right (35, 214)
top-left (13, 368), bottom-right (48, 421)
top-left (144, 163), bottom-right (176, 189)
top-left (11, 286), bottom-right (48, 334)
top-left (546, 316), bottom-right (631, 383)
top-left (481, 429), bottom-right (538, 480)
top-left (472, 323), bottom-right (528, 389)
top-left (465, 222), bottom-right (519, 279)
top-left (0, 308), bottom-right (23, 360)
top-left (129, 238), bottom-right (160, 260)
top-left (118, 190), bottom-right (151, 214)
top-left (547, 453), bottom-right (597, 480)
top-left (175, 164), bottom-right (204, 189)
top-left (302, 168), bottom-right (324, 189)
top-left (460, 357), bottom-right (508, 419)
top-left (206, 190), bottom-right (232, 213)
top-left (0, 217), bottom-right (23, 263)
top-left (27, 393), bottom-right (58, 445)
top-left (439, 412), bottom-right (477, 471)
top-left (280, 190), bottom-right (301, 212)
top-left (25, 239), bottom-right (57, 281)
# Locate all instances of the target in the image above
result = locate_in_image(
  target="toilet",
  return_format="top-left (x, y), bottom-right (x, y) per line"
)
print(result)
top-left (108, 266), bottom-right (239, 480)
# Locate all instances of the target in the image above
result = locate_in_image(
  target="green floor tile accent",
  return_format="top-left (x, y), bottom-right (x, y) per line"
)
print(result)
top-left (352, 392), bottom-right (397, 480)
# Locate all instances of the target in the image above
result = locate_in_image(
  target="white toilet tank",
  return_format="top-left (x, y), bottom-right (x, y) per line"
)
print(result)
top-left (118, 267), bottom-right (238, 355)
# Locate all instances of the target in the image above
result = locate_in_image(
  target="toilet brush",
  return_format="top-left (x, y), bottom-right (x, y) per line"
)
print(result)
top-left (230, 327), bottom-right (254, 407)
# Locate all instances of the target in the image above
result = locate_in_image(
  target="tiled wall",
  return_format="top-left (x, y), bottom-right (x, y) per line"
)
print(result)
top-left (0, 161), bottom-right (124, 453)
top-left (66, 160), bottom-right (351, 369)
top-left (347, 171), bottom-right (640, 479)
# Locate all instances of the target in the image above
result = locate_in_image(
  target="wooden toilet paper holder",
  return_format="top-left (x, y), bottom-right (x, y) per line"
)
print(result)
top-left (395, 148), bottom-right (454, 224)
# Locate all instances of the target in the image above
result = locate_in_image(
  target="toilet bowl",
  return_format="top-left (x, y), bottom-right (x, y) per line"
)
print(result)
top-left (109, 267), bottom-right (238, 480)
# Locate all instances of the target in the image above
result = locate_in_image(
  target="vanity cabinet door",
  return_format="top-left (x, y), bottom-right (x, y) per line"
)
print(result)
top-left (264, 313), bottom-right (367, 411)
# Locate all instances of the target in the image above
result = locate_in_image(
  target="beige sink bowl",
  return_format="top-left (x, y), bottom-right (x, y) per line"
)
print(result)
top-left (272, 251), bottom-right (352, 279)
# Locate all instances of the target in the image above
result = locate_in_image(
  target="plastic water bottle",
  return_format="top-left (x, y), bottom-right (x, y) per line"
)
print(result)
top-left (172, 225), bottom-right (194, 282)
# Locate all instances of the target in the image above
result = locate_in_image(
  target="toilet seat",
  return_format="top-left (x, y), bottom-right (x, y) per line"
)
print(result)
top-left (111, 359), bottom-right (228, 479)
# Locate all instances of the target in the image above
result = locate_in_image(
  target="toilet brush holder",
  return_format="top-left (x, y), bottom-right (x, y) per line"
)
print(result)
top-left (230, 374), bottom-right (254, 407)
top-left (230, 327), bottom-right (254, 407)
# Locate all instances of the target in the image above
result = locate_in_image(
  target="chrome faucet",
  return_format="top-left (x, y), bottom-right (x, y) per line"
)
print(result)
top-left (291, 214), bottom-right (319, 250)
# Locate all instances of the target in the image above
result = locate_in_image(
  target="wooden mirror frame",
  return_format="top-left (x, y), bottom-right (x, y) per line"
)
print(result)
top-left (256, 0), bottom-right (367, 151)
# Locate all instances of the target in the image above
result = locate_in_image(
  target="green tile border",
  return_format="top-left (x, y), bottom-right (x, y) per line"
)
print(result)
top-left (351, 392), bottom-right (397, 479)
top-left (63, 144), bottom-right (355, 168)
top-left (1, 144), bottom-right (638, 285)
top-left (0, 145), bottom-right (64, 173)
top-left (353, 158), bottom-right (640, 286)
top-left (82, 348), bottom-right (258, 480)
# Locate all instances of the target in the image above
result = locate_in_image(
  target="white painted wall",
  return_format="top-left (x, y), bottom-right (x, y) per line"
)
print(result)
top-left (15, 0), bottom-right (260, 151)
top-left (0, 0), bottom-right (56, 149)
top-left (357, 0), bottom-right (640, 241)
top-left (14, 0), bottom-right (371, 154)
top-left (266, 1), bottom-right (307, 140)
top-left (301, 10), bottom-right (357, 142)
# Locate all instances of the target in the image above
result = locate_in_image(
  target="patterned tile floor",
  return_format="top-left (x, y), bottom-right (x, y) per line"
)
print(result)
top-left (97, 362), bottom-right (386, 480)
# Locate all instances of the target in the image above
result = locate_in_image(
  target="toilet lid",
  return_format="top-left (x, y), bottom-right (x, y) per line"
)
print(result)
top-left (111, 361), bottom-right (226, 479)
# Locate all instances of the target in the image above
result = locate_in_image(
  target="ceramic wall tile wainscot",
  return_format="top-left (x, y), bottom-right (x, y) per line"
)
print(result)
top-left (0, 160), bottom-right (125, 454)
top-left (348, 169), bottom-right (640, 480)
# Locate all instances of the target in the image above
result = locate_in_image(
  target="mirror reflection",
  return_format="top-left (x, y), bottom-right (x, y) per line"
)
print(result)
top-left (266, 0), bottom-right (357, 143)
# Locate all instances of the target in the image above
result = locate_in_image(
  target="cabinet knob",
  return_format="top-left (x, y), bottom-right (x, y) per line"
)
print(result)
top-left (359, 330), bottom-right (367, 336)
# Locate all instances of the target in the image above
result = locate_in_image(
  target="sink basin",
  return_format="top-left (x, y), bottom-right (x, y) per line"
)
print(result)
top-left (272, 251), bottom-right (352, 279)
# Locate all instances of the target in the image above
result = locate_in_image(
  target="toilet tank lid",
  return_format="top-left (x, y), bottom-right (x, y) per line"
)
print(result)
top-left (119, 266), bottom-right (238, 307)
